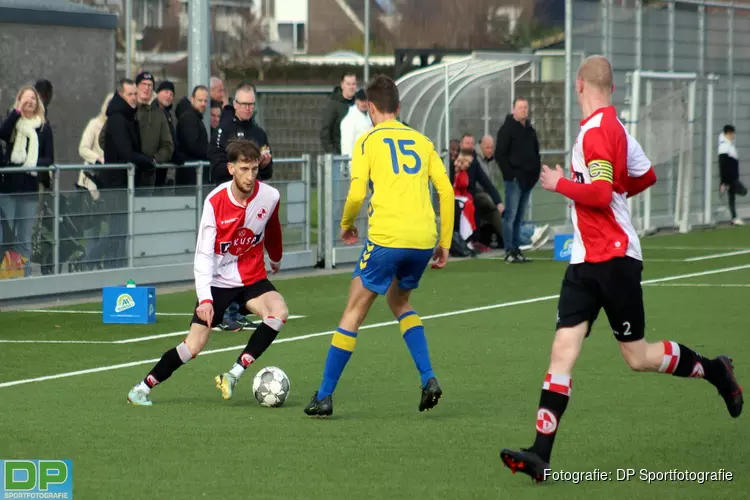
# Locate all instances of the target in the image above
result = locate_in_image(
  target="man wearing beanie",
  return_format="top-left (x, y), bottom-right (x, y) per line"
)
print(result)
top-left (131, 71), bottom-right (173, 190)
top-left (154, 80), bottom-right (181, 187)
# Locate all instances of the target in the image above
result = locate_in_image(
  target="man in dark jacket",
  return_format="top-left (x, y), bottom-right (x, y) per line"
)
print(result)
top-left (495, 96), bottom-right (541, 263)
top-left (100, 78), bottom-right (154, 268)
top-left (210, 83), bottom-right (272, 183)
top-left (153, 80), bottom-right (180, 188)
top-left (175, 86), bottom-right (210, 188)
top-left (319, 73), bottom-right (357, 154)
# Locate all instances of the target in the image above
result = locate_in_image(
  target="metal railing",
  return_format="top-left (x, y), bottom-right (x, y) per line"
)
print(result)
top-left (0, 157), bottom-right (315, 300)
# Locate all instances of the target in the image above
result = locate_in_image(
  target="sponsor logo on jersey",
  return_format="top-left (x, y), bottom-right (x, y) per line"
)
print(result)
top-left (220, 217), bottom-right (239, 226)
top-left (115, 293), bottom-right (135, 313)
top-left (219, 227), bottom-right (262, 256)
top-left (536, 408), bottom-right (558, 435)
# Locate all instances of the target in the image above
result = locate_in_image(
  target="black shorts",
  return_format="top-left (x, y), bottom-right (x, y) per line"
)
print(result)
top-left (191, 279), bottom-right (277, 328)
top-left (556, 257), bottom-right (645, 342)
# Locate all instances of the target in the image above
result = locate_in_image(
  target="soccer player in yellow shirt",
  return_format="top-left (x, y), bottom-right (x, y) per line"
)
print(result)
top-left (304, 75), bottom-right (455, 417)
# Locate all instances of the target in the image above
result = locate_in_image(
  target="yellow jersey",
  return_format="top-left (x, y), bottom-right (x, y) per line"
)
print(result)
top-left (341, 120), bottom-right (454, 250)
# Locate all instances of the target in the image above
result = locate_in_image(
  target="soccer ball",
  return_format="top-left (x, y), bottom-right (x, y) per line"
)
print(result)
top-left (252, 366), bottom-right (290, 407)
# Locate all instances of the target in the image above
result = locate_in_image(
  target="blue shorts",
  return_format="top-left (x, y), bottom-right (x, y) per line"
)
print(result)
top-left (352, 241), bottom-right (433, 295)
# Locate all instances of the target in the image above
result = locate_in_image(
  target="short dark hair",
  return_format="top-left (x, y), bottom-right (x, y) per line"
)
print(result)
top-left (460, 133), bottom-right (474, 141)
top-left (117, 78), bottom-right (134, 92)
top-left (192, 85), bottom-right (209, 97)
top-left (342, 72), bottom-right (357, 81)
top-left (724, 124), bottom-right (736, 134)
top-left (365, 75), bottom-right (400, 114)
top-left (210, 99), bottom-right (223, 110)
top-left (458, 147), bottom-right (474, 157)
top-left (354, 88), bottom-right (367, 101)
top-left (34, 79), bottom-right (52, 97)
top-left (226, 139), bottom-right (261, 164)
top-left (513, 96), bottom-right (528, 107)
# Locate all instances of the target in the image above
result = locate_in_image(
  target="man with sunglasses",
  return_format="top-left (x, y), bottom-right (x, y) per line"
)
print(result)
top-left (210, 83), bottom-right (273, 184)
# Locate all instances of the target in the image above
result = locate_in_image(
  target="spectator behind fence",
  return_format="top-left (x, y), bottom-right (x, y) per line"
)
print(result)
top-left (450, 134), bottom-right (503, 251)
top-left (132, 72), bottom-right (173, 189)
top-left (210, 77), bottom-right (228, 107)
top-left (473, 134), bottom-right (504, 246)
top-left (718, 125), bottom-right (747, 226)
top-left (320, 72), bottom-right (357, 154)
top-left (154, 80), bottom-right (180, 188)
top-left (175, 85), bottom-right (210, 188)
top-left (77, 93), bottom-right (114, 270)
top-left (0, 85), bottom-right (54, 277)
top-left (210, 99), bottom-right (222, 132)
top-left (495, 96), bottom-right (541, 263)
top-left (340, 88), bottom-right (372, 158)
top-left (210, 83), bottom-right (272, 184)
top-left (100, 78), bottom-right (154, 268)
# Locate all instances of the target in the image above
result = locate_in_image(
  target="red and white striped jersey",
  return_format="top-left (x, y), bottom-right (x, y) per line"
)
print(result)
top-left (569, 106), bottom-right (649, 264)
top-left (195, 180), bottom-right (282, 304)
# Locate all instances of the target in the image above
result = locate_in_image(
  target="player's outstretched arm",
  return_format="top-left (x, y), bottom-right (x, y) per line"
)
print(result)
top-left (194, 202), bottom-right (217, 306)
top-left (265, 203), bottom-right (283, 273)
top-left (429, 150), bottom-right (456, 252)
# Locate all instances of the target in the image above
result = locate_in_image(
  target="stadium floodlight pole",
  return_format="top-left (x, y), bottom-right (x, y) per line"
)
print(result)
top-left (189, 0), bottom-right (211, 130)
top-left (364, 0), bottom-right (370, 83)
top-left (125, 0), bottom-right (132, 78)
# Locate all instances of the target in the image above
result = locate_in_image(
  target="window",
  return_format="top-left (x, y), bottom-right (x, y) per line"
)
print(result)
top-left (277, 22), bottom-right (306, 54)
top-left (295, 23), bottom-right (306, 52)
top-left (261, 0), bottom-right (275, 19)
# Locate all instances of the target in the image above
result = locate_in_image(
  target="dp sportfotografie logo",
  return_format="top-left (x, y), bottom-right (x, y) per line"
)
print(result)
top-left (1, 460), bottom-right (72, 499)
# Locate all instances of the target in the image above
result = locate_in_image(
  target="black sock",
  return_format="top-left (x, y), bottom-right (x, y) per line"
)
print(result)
top-left (659, 341), bottom-right (718, 386)
top-left (144, 342), bottom-right (193, 388)
top-left (529, 373), bottom-right (572, 464)
top-left (236, 318), bottom-right (283, 368)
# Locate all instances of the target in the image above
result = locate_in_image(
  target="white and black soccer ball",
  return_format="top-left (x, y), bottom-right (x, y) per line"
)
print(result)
top-left (252, 366), bottom-right (290, 407)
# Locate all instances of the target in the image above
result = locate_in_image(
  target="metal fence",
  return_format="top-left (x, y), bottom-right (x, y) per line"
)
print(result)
top-left (571, 0), bottom-right (750, 228)
top-left (0, 158), bottom-right (314, 301)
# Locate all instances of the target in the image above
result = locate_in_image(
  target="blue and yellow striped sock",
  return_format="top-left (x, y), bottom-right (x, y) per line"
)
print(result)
top-left (399, 311), bottom-right (435, 386)
top-left (317, 327), bottom-right (357, 398)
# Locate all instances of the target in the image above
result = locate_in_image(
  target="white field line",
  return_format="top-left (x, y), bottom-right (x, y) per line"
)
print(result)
top-left (683, 249), bottom-right (750, 262)
top-left (644, 283), bottom-right (750, 288)
top-left (2, 263), bottom-right (750, 389)
top-left (0, 316), bottom-right (307, 345)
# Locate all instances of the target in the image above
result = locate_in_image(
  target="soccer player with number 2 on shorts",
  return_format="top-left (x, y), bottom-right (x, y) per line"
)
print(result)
top-left (304, 75), bottom-right (455, 417)
top-left (500, 55), bottom-right (743, 482)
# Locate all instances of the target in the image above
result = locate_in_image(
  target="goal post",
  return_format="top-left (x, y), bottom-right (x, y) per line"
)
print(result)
top-left (626, 70), bottom-right (698, 234)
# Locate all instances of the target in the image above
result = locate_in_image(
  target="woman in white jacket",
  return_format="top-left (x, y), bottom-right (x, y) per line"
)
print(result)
top-left (339, 89), bottom-right (373, 159)
top-left (77, 93), bottom-right (113, 199)
top-left (77, 93), bottom-right (113, 269)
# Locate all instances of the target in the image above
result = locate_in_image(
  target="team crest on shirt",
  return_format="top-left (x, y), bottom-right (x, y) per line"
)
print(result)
top-left (257, 208), bottom-right (268, 220)
top-left (220, 227), bottom-right (262, 256)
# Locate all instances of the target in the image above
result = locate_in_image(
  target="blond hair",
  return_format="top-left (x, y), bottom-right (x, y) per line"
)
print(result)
top-left (15, 85), bottom-right (46, 124)
top-left (577, 55), bottom-right (613, 93)
top-left (97, 92), bottom-right (114, 121)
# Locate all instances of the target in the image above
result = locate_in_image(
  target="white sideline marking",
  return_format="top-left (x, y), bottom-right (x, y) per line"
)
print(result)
top-left (2, 263), bottom-right (750, 389)
top-left (683, 249), bottom-right (750, 262)
top-left (0, 316), bottom-right (307, 345)
top-left (644, 283), bottom-right (750, 288)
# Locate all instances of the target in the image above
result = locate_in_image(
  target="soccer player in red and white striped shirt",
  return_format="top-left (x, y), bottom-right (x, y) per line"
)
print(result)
top-left (500, 56), bottom-right (743, 481)
top-left (127, 140), bottom-right (289, 406)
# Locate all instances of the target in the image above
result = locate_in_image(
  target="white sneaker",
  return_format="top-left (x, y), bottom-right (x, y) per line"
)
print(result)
top-left (732, 218), bottom-right (745, 226)
top-left (531, 225), bottom-right (551, 251)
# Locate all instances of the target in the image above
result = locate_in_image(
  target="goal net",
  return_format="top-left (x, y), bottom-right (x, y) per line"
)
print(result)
top-left (625, 71), bottom-right (697, 233)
